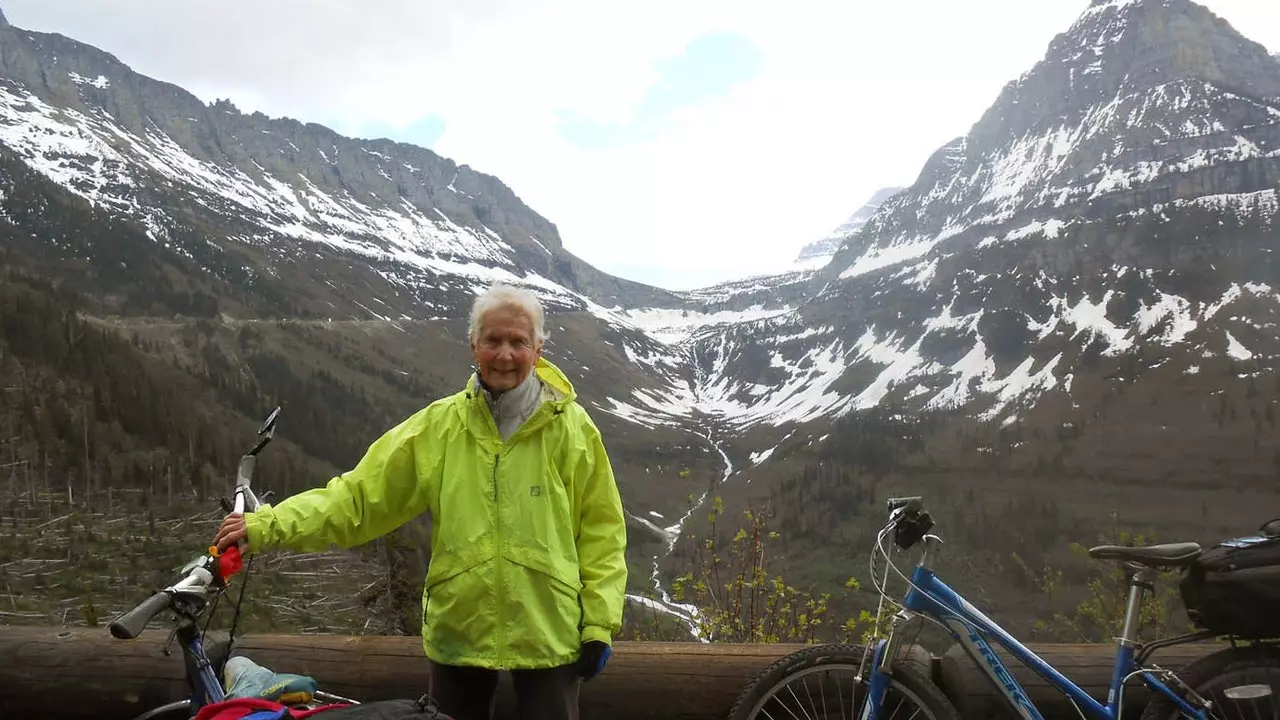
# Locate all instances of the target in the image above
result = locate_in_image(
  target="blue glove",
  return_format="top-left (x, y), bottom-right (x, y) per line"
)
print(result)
top-left (575, 640), bottom-right (611, 681)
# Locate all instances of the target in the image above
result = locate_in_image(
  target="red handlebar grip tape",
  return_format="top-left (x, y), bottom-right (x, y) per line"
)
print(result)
top-left (217, 545), bottom-right (244, 580)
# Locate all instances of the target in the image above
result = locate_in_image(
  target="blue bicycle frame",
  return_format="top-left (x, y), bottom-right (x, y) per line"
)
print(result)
top-left (861, 548), bottom-right (1206, 720)
top-left (182, 627), bottom-right (226, 711)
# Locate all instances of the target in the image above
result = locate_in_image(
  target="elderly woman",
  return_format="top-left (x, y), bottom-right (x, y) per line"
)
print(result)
top-left (213, 283), bottom-right (629, 720)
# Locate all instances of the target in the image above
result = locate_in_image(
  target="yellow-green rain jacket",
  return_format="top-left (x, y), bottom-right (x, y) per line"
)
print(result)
top-left (244, 358), bottom-right (628, 669)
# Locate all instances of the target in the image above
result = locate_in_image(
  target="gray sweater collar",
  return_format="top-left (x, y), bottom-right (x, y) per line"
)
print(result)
top-left (477, 368), bottom-right (543, 440)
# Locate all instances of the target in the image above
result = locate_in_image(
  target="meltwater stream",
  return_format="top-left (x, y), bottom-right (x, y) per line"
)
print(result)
top-left (625, 429), bottom-right (735, 642)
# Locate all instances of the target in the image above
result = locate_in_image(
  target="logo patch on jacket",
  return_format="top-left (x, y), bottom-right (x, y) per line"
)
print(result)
top-left (530, 485), bottom-right (543, 497)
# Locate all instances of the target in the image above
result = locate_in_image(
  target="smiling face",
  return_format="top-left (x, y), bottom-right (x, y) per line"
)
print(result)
top-left (471, 304), bottom-right (542, 392)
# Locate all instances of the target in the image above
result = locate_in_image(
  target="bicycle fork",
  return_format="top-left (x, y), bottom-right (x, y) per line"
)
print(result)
top-left (860, 535), bottom-right (941, 720)
top-left (859, 609), bottom-right (916, 720)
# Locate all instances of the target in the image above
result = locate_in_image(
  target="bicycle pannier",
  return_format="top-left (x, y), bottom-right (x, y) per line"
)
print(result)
top-left (1179, 533), bottom-right (1280, 639)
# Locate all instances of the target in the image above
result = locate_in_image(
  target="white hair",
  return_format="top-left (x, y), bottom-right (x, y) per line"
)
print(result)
top-left (468, 283), bottom-right (547, 343)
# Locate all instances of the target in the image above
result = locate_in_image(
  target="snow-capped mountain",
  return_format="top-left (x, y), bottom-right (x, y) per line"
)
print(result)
top-left (793, 186), bottom-right (905, 270)
top-left (604, 0), bottom-right (1280, 466)
top-left (0, 15), bottom-right (686, 324)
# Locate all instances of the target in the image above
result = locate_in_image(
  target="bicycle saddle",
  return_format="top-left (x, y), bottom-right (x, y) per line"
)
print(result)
top-left (1087, 542), bottom-right (1202, 567)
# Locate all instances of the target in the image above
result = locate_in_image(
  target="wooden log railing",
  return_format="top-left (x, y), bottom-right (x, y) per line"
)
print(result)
top-left (0, 625), bottom-right (1228, 720)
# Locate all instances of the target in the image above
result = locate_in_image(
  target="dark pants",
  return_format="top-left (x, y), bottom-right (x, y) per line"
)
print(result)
top-left (427, 661), bottom-right (580, 720)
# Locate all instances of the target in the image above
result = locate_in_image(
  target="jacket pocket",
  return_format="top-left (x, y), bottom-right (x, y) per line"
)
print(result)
top-left (421, 549), bottom-right (496, 663)
top-left (502, 547), bottom-right (583, 663)
top-left (505, 544), bottom-right (581, 593)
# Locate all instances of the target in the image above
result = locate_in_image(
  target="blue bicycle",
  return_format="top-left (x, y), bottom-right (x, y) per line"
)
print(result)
top-left (729, 496), bottom-right (1280, 720)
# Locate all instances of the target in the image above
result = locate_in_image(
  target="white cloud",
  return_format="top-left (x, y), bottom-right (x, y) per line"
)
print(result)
top-left (5, 0), bottom-right (1280, 290)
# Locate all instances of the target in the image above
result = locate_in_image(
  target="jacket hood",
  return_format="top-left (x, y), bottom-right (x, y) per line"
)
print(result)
top-left (532, 356), bottom-right (575, 405)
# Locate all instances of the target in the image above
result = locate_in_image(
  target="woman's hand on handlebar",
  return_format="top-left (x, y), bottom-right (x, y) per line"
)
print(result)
top-left (213, 513), bottom-right (247, 551)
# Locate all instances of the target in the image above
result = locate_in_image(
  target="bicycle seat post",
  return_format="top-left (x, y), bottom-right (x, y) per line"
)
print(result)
top-left (1119, 562), bottom-right (1157, 646)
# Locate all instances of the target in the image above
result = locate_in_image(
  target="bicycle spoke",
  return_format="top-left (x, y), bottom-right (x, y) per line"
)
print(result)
top-left (800, 674), bottom-right (820, 720)
top-left (897, 700), bottom-right (924, 720)
top-left (819, 672), bottom-right (829, 720)
top-left (784, 683), bottom-right (816, 720)
top-left (835, 672), bottom-right (847, 720)
top-left (886, 688), bottom-right (906, 720)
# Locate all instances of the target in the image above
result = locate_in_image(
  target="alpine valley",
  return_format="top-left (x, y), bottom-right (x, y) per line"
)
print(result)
top-left (2, 0), bottom-right (1279, 641)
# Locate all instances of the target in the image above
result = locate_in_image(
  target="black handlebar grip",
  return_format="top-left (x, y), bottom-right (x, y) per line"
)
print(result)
top-left (886, 496), bottom-right (923, 513)
top-left (108, 591), bottom-right (171, 639)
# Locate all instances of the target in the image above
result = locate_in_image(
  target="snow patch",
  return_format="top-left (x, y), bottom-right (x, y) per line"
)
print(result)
top-left (1224, 330), bottom-right (1253, 361)
top-left (68, 72), bottom-right (110, 89)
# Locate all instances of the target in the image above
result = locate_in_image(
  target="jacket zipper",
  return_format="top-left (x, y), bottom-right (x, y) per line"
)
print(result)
top-left (493, 451), bottom-right (505, 669)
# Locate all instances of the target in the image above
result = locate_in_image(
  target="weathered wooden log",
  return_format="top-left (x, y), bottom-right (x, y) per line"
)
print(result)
top-left (0, 624), bottom-right (1232, 720)
top-left (937, 639), bottom-right (1227, 720)
top-left (0, 625), bottom-right (811, 720)
top-left (0, 624), bottom-right (219, 718)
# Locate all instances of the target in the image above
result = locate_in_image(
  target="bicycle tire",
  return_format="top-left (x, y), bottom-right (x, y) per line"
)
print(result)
top-left (728, 644), bottom-right (962, 720)
top-left (1140, 645), bottom-right (1280, 720)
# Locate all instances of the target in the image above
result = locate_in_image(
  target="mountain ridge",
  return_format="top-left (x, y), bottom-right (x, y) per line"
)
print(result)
top-left (0, 19), bottom-right (690, 320)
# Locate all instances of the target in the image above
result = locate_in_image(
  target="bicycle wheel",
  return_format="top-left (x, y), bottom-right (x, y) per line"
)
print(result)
top-left (729, 644), bottom-right (962, 720)
top-left (1141, 647), bottom-right (1280, 720)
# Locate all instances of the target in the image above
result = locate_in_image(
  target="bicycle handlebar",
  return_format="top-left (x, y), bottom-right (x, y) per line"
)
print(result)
top-left (886, 496), bottom-right (923, 516)
top-left (232, 481), bottom-right (261, 515)
top-left (108, 548), bottom-right (220, 639)
top-left (107, 460), bottom-right (264, 640)
top-left (108, 590), bottom-right (174, 639)
top-left (108, 406), bottom-right (279, 642)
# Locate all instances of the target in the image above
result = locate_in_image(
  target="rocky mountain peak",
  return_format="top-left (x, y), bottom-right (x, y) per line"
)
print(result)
top-left (0, 8), bottom-right (9, 28)
top-left (831, 186), bottom-right (906, 237)
top-left (793, 186), bottom-right (905, 269)
top-left (825, 0), bottom-right (1280, 284)
top-left (969, 0), bottom-right (1280, 152)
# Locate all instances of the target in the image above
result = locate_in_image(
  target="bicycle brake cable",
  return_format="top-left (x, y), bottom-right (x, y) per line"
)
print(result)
top-left (200, 591), bottom-right (221, 643)
top-left (227, 553), bottom-right (255, 647)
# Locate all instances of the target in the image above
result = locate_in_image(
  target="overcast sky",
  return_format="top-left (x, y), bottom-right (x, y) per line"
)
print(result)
top-left (7, 1), bottom-right (1279, 290)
